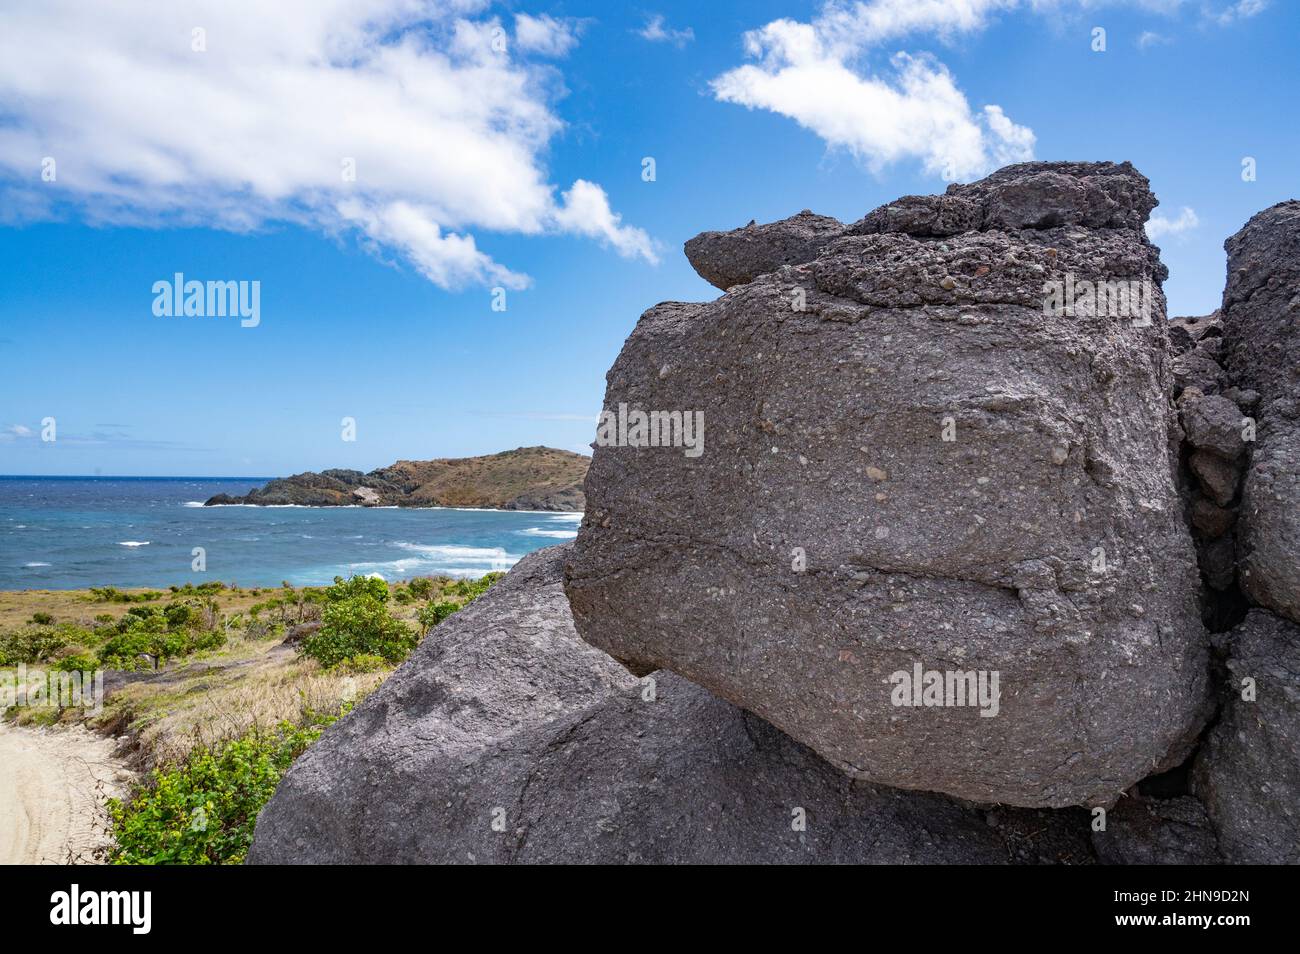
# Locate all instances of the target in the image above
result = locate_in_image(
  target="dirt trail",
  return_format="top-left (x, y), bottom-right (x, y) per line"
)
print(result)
top-left (0, 723), bottom-right (132, 864)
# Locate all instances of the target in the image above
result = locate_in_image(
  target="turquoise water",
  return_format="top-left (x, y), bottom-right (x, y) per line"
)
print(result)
top-left (0, 476), bottom-right (580, 589)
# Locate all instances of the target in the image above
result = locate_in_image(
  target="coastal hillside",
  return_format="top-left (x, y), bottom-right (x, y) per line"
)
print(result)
top-left (205, 446), bottom-right (589, 511)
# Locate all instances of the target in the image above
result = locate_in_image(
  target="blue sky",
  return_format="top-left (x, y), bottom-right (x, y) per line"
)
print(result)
top-left (0, 0), bottom-right (1294, 477)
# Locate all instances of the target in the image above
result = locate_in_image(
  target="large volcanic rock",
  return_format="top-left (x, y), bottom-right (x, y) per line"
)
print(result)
top-left (1193, 609), bottom-right (1300, 864)
top-left (565, 161), bottom-right (1211, 808)
top-left (1219, 201), bottom-right (1300, 624)
top-left (248, 544), bottom-right (1093, 864)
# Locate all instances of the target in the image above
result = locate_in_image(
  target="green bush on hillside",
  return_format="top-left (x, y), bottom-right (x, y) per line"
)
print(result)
top-left (0, 626), bottom-right (73, 666)
top-left (416, 599), bottom-right (460, 629)
top-left (106, 708), bottom-right (345, 865)
top-left (299, 575), bottom-right (415, 669)
top-left (96, 603), bottom-right (226, 670)
top-left (414, 572), bottom-right (504, 632)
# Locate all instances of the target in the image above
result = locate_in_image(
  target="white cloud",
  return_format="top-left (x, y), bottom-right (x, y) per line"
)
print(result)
top-left (1146, 206), bottom-right (1200, 240)
top-left (0, 1), bottom-right (654, 290)
top-left (551, 180), bottom-right (660, 263)
top-left (711, 1), bottom-right (1265, 180)
top-left (514, 13), bottom-right (580, 57)
top-left (0, 424), bottom-right (34, 442)
top-left (1208, 0), bottom-right (1269, 25)
top-left (637, 14), bottom-right (695, 47)
top-left (1137, 30), bottom-right (1171, 48)
top-left (711, 3), bottom-right (1037, 180)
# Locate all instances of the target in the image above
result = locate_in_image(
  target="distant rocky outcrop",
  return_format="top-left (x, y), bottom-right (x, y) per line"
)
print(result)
top-left (204, 446), bottom-right (588, 511)
top-left (567, 161), bottom-right (1210, 808)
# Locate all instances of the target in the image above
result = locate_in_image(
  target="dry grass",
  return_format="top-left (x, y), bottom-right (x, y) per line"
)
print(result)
top-left (0, 580), bottom-right (451, 768)
top-left (90, 642), bottom-right (390, 768)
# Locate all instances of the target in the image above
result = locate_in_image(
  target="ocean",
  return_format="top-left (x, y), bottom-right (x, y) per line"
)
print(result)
top-left (0, 476), bottom-right (581, 590)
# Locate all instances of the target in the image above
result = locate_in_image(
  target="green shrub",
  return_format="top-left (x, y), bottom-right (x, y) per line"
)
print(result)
top-left (300, 588), bottom-right (415, 669)
top-left (51, 653), bottom-right (99, 673)
top-left (164, 603), bottom-right (202, 629)
top-left (414, 572), bottom-right (503, 632)
top-left (89, 587), bottom-right (163, 604)
top-left (417, 600), bottom-right (460, 630)
top-left (30, 611), bottom-right (54, 625)
top-left (325, 574), bottom-right (391, 603)
top-left (97, 622), bottom-right (185, 670)
top-left (106, 708), bottom-right (345, 865)
top-left (0, 627), bottom-right (70, 665)
top-left (407, 577), bottom-right (433, 600)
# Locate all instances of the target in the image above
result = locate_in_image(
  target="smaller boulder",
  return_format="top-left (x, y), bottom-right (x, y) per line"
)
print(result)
top-left (1189, 451), bottom-right (1240, 507)
top-left (1190, 497), bottom-right (1235, 538)
top-left (1180, 392), bottom-right (1248, 460)
top-left (282, 620), bottom-right (321, 646)
top-left (684, 211), bottom-right (844, 290)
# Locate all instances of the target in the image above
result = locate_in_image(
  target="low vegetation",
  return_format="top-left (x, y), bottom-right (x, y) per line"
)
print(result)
top-left (107, 706), bottom-right (345, 865)
top-left (0, 570), bottom-right (505, 863)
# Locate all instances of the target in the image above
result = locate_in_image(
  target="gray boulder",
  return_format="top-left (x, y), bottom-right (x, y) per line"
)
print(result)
top-left (1179, 390), bottom-right (1248, 461)
top-left (1219, 201), bottom-right (1300, 623)
top-left (248, 544), bottom-right (637, 863)
top-left (1092, 796), bottom-right (1221, 865)
top-left (567, 161), bottom-right (1211, 808)
top-left (684, 210), bottom-right (844, 291)
top-left (1193, 609), bottom-right (1300, 864)
top-left (849, 160), bottom-right (1158, 236)
top-left (248, 543), bottom-right (1091, 864)
top-left (1189, 451), bottom-right (1240, 507)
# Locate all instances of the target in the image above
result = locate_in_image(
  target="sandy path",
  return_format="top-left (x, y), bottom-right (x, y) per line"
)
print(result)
top-left (0, 723), bottom-right (132, 864)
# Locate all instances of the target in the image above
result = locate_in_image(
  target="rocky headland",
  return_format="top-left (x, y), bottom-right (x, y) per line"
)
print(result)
top-left (204, 446), bottom-right (588, 511)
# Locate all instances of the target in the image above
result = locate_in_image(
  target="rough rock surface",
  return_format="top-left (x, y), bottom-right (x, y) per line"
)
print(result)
top-left (1193, 609), bottom-right (1300, 864)
top-left (1219, 202), bottom-right (1300, 624)
top-left (1179, 391), bottom-right (1248, 461)
top-left (567, 161), bottom-right (1211, 808)
top-left (684, 211), bottom-right (844, 291)
top-left (1092, 796), bottom-right (1221, 865)
top-left (249, 544), bottom-right (636, 863)
top-left (249, 544), bottom-right (1094, 864)
top-left (848, 161), bottom-right (1158, 236)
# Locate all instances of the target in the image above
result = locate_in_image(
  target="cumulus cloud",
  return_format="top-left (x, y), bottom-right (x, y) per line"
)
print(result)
top-left (514, 13), bottom-right (581, 57)
top-left (637, 14), bottom-right (695, 47)
top-left (1146, 206), bottom-right (1200, 240)
top-left (711, 0), bottom-right (1267, 181)
top-left (0, 1), bottom-right (653, 290)
top-left (551, 180), bottom-right (660, 263)
top-left (711, 3), bottom-right (1036, 180)
top-left (712, 17), bottom-right (1035, 180)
